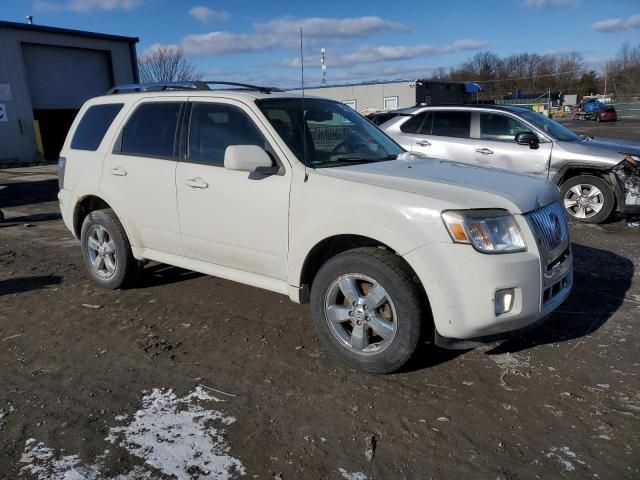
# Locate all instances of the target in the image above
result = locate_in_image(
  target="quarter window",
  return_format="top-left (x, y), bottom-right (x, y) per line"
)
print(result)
top-left (188, 103), bottom-right (267, 166)
top-left (480, 113), bottom-right (531, 142)
top-left (119, 102), bottom-right (181, 158)
top-left (431, 111), bottom-right (471, 138)
top-left (71, 103), bottom-right (123, 151)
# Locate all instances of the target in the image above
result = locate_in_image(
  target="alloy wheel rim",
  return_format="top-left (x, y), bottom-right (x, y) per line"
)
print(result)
top-left (86, 225), bottom-right (117, 278)
top-left (563, 184), bottom-right (604, 219)
top-left (324, 273), bottom-right (398, 355)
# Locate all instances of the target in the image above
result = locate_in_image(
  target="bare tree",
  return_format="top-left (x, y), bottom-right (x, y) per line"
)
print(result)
top-left (138, 45), bottom-right (203, 83)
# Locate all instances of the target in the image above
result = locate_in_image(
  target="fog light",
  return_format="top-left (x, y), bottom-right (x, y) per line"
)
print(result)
top-left (495, 288), bottom-right (515, 315)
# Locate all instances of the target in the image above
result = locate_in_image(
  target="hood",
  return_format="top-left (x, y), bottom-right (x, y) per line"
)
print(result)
top-left (555, 138), bottom-right (640, 166)
top-left (580, 137), bottom-right (640, 156)
top-left (315, 156), bottom-right (559, 214)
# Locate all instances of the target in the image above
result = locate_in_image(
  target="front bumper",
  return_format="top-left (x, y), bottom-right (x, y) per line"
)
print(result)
top-left (403, 239), bottom-right (573, 342)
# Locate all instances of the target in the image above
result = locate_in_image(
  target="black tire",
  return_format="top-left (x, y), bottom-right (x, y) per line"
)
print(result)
top-left (560, 175), bottom-right (615, 224)
top-left (80, 209), bottom-right (139, 289)
top-left (310, 247), bottom-right (423, 373)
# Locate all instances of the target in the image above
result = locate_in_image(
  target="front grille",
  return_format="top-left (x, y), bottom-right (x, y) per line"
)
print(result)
top-left (524, 201), bottom-right (570, 263)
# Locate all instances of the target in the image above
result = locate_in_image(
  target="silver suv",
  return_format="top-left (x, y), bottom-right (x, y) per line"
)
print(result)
top-left (381, 105), bottom-right (640, 224)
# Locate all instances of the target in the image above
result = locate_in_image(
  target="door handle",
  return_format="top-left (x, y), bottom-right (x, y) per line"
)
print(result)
top-left (185, 177), bottom-right (209, 189)
top-left (476, 148), bottom-right (494, 155)
top-left (415, 140), bottom-right (431, 146)
top-left (110, 167), bottom-right (127, 176)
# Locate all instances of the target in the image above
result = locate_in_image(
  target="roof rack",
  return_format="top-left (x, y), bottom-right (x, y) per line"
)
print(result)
top-left (107, 80), bottom-right (283, 95)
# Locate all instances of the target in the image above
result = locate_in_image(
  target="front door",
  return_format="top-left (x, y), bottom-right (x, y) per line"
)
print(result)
top-left (101, 98), bottom-right (186, 254)
top-left (176, 100), bottom-right (290, 280)
top-left (472, 111), bottom-right (552, 177)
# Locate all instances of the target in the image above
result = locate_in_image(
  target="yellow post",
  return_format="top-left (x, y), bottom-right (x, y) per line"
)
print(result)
top-left (33, 119), bottom-right (44, 159)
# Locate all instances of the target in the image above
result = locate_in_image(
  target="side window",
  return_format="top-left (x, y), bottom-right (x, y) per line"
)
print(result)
top-left (71, 103), bottom-right (123, 151)
top-left (480, 113), bottom-right (531, 142)
top-left (431, 111), bottom-right (471, 138)
top-left (400, 112), bottom-right (430, 134)
top-left (188, 103), bottom-right (267, 165)
top-left (119, 102), bottom-right (181, 158)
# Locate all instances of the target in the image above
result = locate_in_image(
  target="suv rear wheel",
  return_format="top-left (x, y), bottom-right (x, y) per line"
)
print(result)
top-left (80, 209), bottom-right (139, 289)
top-left (560, 175), bottom-right (614, 224)
top-left (310, 247), bottom-right (423, 373)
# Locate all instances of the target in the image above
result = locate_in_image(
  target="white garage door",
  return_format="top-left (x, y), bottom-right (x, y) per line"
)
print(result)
top-left (22, 44), bottom-right (113, 110)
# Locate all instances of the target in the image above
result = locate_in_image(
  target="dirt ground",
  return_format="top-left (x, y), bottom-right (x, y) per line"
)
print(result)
top-left (1, 121), bottom-right (639, 479)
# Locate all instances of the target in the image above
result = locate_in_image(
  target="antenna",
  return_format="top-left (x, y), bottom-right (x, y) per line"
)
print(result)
top-left (300, 28), bottom-right (308, 182)
top-left (26, 15), bottom-right (33, 24)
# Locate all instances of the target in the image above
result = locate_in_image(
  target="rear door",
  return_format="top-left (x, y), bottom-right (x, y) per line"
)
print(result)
top-left (472, 111), bottom-right (552, 177)
top-left (101, 97), bottom-right (186, 255)
top-left (410, 109), bottom-right (475, 164)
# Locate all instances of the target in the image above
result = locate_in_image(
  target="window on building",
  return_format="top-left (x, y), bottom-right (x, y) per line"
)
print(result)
top-left (71, 103), bottom-right (123, 151)
top-left (343, 100), bottom-right (357, 110)
top-left (188, 103), bottom-right (267, 166)
top-left (383, 96), bottom-right (399, 110)
top-left (119, 102), bottom-right (181, 158)
top-left (431, 111), bottom-right (471, 138)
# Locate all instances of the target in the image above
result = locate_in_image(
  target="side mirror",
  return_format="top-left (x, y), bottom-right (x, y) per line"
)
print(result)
top-left (515, 132), bottom-right (539, 150)
top-left (224, 145), bottom-right (278, 174)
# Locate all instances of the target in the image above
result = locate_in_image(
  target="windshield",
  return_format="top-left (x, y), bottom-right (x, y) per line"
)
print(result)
top-left (256, 98), bottom-right (404, 168)
top-left (519, 110), bottom-right (581, 142)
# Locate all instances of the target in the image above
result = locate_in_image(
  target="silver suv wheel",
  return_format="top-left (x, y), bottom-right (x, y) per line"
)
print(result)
top-left (563, 184), bottom-right (604, 219)
top-left (324, 273), bottom-right (398, 355)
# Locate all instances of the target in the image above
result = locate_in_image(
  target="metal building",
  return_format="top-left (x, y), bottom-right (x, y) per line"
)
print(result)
top-left (290, 79), bottom-right (483, 113)
top-left (0, 20), bottom-right (139, 164)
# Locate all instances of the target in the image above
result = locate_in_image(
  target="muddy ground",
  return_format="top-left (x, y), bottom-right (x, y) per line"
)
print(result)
top-left (1, 120), bottom-right (639, 479)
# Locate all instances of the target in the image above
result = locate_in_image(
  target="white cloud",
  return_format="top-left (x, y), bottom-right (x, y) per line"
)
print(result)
top-left (284, 39), bottom-right (489, 68)
top-left (521, 0), bottom-right (579, 7)
top-left (593, 13), bottom-right (640, 32)
top-left (188, 6), bottom-right (229, 24)
top-left (33, 0), bottom-right (141, 13)
top-left (181, 16), bottom-right (408, 56)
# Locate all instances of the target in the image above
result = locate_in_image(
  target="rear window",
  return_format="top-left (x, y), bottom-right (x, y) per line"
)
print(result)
top-left (71, 103), bottom-right (123, 151)
top-left (431, 111), bottom-right (471, 138)
top-left (119, 102), bottom-right (182, 158)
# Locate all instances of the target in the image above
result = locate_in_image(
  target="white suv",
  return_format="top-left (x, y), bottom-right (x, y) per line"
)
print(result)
top-left (58, 81), bottom-right (573, 373)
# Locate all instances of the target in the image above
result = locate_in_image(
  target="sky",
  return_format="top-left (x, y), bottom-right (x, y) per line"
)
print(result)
top-left (2, 0), bottom-right (639, 88)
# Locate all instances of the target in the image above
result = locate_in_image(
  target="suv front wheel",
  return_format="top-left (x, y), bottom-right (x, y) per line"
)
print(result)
top-left (560, 175), bottom-right (615, 224)
top-left (80, 209), bottom-right (139, 289)
top-left (310, 247), bottom-right (423, 373)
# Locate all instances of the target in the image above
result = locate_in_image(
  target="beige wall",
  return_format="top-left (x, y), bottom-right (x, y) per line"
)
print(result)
top-left (290, 81), bottom-right (416, 112)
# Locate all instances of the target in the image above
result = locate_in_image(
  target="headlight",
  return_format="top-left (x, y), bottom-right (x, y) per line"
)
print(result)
top-left (623, 153), bottom-right (639, 166)
top-left (441, 209), bottom-right (526, 254)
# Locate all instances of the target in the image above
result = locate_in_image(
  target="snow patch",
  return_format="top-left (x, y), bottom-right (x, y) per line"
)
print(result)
top-left (546, 446), bottom-right (587, 472)
top-left (338, 468), bottom-right (368, 480)
top-left (19, 386), bottom-right (244, 479)
top-left (107, 386), bottom-right (245, 479)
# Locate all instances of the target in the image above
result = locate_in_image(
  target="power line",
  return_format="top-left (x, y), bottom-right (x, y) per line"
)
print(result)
top-left (471, 70), bottom-right (582, 83)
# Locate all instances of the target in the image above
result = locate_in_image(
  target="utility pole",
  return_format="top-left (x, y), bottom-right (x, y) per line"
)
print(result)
top-left (321, 48), bottom-right (327, 87)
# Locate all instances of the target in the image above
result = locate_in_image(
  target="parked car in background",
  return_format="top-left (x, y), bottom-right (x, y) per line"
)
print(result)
top-left (58, 81), bottom-right (573, 373)
top-left (583, 99), bottom-right (617, 122)
top-left (381, 105), bottom-right (640, 224)
top-left (595, 105), bottom-right (617, 122)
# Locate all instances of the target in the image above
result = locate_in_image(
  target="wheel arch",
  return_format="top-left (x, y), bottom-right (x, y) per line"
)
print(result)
top-left (297, 234), bottom-right (431, 316)
top-left (554, 165), bottom-right (622, 211)
top-left (73, 195), bottom-right (139, 245)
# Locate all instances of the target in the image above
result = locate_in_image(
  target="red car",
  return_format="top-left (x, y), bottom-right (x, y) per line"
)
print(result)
top-left (596, 105), bottom-right (617, 122)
